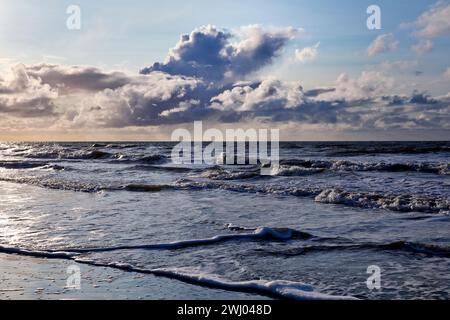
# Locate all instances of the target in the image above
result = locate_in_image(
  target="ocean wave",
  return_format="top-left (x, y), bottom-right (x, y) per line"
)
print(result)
top-left (175, 180), bottom-right (450, 213)
top-left (123, 164), bottom-right (195, 173)
top-left (0, 177), bottom-right (105, 193)
top-left (104, 143), bottom-right (141, 149)
top-left (110, 154), bottom-right (169, 164)
top-left (198, 167), bottom-right (261, 180)
top-left (19, 149), bottom-right (117, 160)
top-left (225, 223), bottom-right (258, 231)
top-left (323, 144), bottom-right (450, 156)
top-left (0, 243), bottom-right (355, 299)
top-left (330, 160), bottom-right (450, 175)
top-left (0, 160), bottom-right (48, 170)
top-left (196, 159), bottom-right (449, 180)
top-left (174, 179), bottom-right (319, 196)
top-left (2, 144), bottom-right (164, 162)
top-left (1, 174), bottom-right (447, 213)
top-left (120, 184), bottom-right (169, 192)
top-left (0, 176), bottom-right (171, 193)
top-left (270, 165), bottom-right (325, 176)
top-left (263, 241), bottom-right (450, 258)
top-left (314, 189), bottom-right (450, 214)
top-left (49, 227), bottom-right (312, 253)
top-left (279, 159), bottom-right (449, 175)
top-left (147, 268), bottom-right (358, 300)
top-left (68, 259), bottom-right (357, 300)
top-left (40, 164), bottom-right (67, 171)
top-left (0, 245), bottom-right (77, 259)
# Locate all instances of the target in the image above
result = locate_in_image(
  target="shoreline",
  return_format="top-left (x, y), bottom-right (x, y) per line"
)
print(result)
top-left (0, 253), bottom-right (269, 300)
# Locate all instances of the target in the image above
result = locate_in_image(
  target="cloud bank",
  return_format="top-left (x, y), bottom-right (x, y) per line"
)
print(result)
top-left (1, 23), bottom-right (449, 139)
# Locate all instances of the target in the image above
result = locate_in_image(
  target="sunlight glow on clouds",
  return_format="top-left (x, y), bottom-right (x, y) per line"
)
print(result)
top-left (1, 1), bottom-right (450, 140)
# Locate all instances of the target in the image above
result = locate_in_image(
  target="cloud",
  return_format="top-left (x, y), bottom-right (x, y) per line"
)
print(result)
top-left (367, 34), bottom-right (398, 57)
top-left (72, 71), bottom-right (206, 127)
top-left (140, 25), bottom-right (299, 82)
top-left (413, 1), bottom-right (450, 38)
top-left (295, 42), bottom-right (320, 62)
top-left (0, 65), bottom-right (58, 117)
top-left (411, 40), bottom-right (434, 55)
top-left (210, 79), bottom-right (304, 113)
top-left (373, 60), bottom-right (422, 77)
top-left (24, 64), bottom-right (131, 93)
top-left (378, 60), bottom-right (418, 71)
top-left (1, 25), bottom-right (449, 137)
top-left (403, 1), bottom-right (450, 55)
top-left (208, 73), bottom-right (450, 130)
top-left (317, 71), bottom-right (394, 101)
top-left (443, 67), bottom-right (450, 80)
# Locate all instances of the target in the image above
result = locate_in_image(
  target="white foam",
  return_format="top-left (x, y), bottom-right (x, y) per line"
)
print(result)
top-left (0, 245), bottom-right (77, 259)
top-left (270, 165), bottom-right (324, 176)
top-left (314, 188), bottom-right (450, 213)
top-left (151, 268), bottom-right (358, 300)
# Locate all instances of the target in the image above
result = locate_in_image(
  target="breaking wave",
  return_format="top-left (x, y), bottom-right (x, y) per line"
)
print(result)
top-left (1, 174), bottom-right (448, 213)
top-left (175, 180), bottom-right (450, 213)
top-left (314, 189), bottom-right (450, 213)
top-left (145, 268), bottom-right (357, 300)
top-left (278, 159), bottom-right (449, 175)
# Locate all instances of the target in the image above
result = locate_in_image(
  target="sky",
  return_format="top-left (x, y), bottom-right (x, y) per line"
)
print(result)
top-left (0, 0), bottom-right (449, 141)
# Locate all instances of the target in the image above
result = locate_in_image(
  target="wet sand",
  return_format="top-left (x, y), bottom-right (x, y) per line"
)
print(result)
top-left (0, 253), bottom-right (268, 300)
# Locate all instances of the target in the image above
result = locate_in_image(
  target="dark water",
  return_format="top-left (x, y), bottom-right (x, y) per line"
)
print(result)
top-left (0, 141), bottom-right (449, 299)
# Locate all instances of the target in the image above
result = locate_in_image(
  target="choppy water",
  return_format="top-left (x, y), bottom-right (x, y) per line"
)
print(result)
top-left (0, 141), bottom-right (449, 299)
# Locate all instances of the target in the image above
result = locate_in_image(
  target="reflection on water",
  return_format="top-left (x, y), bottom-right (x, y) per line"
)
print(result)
top-left (0, 142), bottom-right (449, 299)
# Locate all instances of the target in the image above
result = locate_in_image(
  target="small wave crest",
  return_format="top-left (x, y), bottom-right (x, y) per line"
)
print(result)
top-left (279, 159), bottom-right (450, 175)
top-left (110, 154), bottom-right (169, 164)
top-left (49, 227), bottom-right (313, 254)
top-left (198, 167), bottom-right (261, 180)
top-left (0, 161), bottom-right (48, 170)
top-left (0, 245), bottom-right (77, 259)
top-left (0, 177), bottom-right (105, 193)
top-left (314, 189), bottom-right (450, 214)
top-left (262, 241), bottom-right (450, 258)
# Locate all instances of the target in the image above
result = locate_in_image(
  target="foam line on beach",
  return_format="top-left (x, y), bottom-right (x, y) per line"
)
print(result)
top-left (145, 268), bottom-right (359, 300)
top-left (0, 241), bottom-right (355, 300)
top-left (67, 259), bottom-right (357, 300)
top-left (0, 245), bottom-right (78, 259)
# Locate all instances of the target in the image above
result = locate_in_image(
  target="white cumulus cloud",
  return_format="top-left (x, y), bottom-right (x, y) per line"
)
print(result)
top-left (295, 42), bottom-right (320, 62)
top-left (367, 34), bottom-right (398, 57)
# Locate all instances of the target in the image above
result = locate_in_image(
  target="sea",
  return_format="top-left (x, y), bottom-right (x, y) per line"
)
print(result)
top-left (0, 141), bottom-right (449, 299)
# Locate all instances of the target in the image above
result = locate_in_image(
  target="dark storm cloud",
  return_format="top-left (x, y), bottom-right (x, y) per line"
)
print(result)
top-left (24, 64), bottom-right (130, 93)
